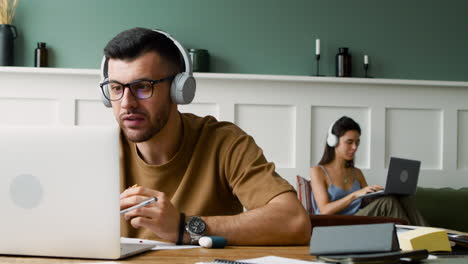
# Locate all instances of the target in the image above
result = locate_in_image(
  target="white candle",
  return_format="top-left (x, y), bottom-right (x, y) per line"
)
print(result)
top-left (315, 39), bottom-right (320, 55)
top-left (364, 55), bottom-right (369, 64)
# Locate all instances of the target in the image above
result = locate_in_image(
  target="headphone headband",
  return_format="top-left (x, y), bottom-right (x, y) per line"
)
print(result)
top-left (99, 28), bottom-right (196, 107)
top-left (152, 29), bottom-right (193, 76)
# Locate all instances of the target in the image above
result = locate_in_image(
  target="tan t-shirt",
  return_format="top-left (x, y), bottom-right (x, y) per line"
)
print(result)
top-left (120, 113), bottom-right (294, 239)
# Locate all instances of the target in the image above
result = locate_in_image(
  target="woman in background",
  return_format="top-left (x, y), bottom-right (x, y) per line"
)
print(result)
top-left (310, 116), bottom-right (427, 225)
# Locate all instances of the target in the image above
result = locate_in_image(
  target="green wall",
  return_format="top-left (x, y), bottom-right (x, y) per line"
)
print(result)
top-left (11, 0), bottom-right (468, 81)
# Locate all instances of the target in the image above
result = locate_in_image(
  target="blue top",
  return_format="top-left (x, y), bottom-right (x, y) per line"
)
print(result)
top-left (311, 165), bottom-right (362, 215)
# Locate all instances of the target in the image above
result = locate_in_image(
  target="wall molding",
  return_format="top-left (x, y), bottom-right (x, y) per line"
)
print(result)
top-left (2, 66), bottom-right (468, 87)
top-left (2, 67), bottom-right (468, 188)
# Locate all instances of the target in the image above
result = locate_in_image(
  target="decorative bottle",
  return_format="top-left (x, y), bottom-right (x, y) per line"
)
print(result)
top-left (34, 42), bottom-right (48, 67)
top-left (336, 47), bottom-right (351, 77)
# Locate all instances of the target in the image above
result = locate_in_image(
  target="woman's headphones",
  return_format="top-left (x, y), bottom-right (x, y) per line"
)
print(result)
top-left (326, 120), bottom-right (339, 147)
top-left (99, 29), bottom-right (196, 107)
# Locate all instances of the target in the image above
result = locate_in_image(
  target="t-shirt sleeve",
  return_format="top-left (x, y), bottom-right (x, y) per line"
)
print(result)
top-left (223, 133), bottom-right (295, 210)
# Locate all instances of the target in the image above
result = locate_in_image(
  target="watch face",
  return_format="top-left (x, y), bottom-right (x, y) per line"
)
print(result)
top-left (188, 217), bottom-right (206, 235)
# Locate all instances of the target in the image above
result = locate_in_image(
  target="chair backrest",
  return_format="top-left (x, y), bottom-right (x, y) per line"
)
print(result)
top-left (296, 175), bottom-right (314, 215)
top-left (296, 176), bottom-right (408, 228)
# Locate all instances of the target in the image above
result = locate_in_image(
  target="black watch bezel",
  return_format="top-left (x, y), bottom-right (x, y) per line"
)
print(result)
top-left (186, 216), bottom-right (206, 235)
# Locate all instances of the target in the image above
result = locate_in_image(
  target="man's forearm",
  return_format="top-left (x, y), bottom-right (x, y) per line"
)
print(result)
top-left (186, 192), bottom-right (311, 245)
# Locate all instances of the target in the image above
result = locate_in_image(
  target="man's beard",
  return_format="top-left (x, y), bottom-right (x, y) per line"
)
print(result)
top-left (120, 105), bottom-right (171, 143)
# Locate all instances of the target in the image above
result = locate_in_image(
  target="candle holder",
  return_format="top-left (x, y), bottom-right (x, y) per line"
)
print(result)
top-left (315, 54), bottom-right (324, 76)
top-left (364, 63), bottom-right (372, 78)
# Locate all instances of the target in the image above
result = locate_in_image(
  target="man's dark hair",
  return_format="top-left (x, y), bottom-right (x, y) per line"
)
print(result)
top-left (104, 27), bottom-right (184, 74)
top-left (318, 116), bottom-right (361, 168)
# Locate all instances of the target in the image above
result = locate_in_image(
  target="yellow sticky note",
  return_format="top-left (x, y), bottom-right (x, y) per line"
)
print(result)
top-left (398, 227), bottom-right (451, 252)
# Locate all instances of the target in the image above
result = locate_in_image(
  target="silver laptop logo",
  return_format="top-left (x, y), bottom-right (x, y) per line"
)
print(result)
top-left (10, 174), bottom-right (43, 209)
top-left (400, 170), bottom-right (409, 183)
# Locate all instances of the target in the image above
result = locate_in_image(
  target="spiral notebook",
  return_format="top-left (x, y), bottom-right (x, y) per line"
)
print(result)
top-left (195, 256), bottom-right (319, 264)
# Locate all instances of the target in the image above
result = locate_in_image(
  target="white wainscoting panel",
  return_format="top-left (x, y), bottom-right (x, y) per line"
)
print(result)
top-left (235, 104), bottom-right (296, 168)
top-left (0, 98), bottom-right (58, 126)
top-left (385, 108), bottom-right (443, 170)
top-left (458, 110), bottom-right (468, 170)
top-left (76, 99), bottom-right (115, 126)
top-left (2, 67), bottom-right (468, 188)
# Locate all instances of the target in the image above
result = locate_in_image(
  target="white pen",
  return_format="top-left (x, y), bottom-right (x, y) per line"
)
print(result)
top-left (120, 197), bottom-right (157, 215)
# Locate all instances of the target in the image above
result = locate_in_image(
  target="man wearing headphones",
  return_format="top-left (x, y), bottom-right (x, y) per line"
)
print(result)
top-left (100, 28), bottom-right (310, 245)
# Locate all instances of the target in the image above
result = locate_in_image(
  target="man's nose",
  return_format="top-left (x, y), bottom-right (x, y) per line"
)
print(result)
top-left (120, 87), bottom-right (138, 109)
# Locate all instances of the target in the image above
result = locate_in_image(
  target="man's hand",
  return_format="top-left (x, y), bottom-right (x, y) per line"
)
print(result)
top-left (120, 186), bottom-right (180, 242)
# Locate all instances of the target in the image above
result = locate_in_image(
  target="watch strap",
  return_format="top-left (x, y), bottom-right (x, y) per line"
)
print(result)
top-left (190, 233), bottom-right (202, 245)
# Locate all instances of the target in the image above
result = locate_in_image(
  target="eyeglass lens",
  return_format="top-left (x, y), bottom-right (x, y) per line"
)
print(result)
top-left (105, 81), bottom-right (153, 100)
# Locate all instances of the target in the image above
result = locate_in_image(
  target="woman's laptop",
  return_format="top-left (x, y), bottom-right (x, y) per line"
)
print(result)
top-left (0, 126), bottom-right (154, 259)
top-left (359, 157), bottom-right (421, 199)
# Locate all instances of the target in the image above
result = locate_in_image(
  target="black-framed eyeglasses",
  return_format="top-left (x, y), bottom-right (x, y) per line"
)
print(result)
top-left (99, 76), bottom-right (175, 101)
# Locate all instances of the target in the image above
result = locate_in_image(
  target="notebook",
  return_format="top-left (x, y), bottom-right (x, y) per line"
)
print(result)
top-left (0, 126), bottom-right (154, 259)
top-left (359, 157), bottom-right (421, 199)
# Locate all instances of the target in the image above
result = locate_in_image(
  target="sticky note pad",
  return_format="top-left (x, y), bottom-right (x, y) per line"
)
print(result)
top-left (398, 227), bottom-right (451, 252)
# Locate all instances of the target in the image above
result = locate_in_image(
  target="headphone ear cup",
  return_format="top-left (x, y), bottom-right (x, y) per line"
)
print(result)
top-left (99, 56), bottom-right (112, 108)
top-left (326, 120), bottom-right (339, 147)
top-left (99, 80), bottom-right (112, 108)
top-left (327, 133), bottom-right (338, 147)
top-left (100, 91), bottom-right (112, 108)
top-left (171, 73), bottom-right (196, 104)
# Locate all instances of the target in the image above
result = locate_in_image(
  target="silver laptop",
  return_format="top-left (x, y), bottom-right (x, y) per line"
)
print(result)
top-left (0, 126), bottom-right (154, 259)
top-left (359, 157), bottom-right (421, 199)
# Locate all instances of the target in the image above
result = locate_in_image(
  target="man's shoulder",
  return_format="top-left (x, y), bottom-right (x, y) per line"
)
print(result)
top-left (181, 112), bottom-right (246, 139)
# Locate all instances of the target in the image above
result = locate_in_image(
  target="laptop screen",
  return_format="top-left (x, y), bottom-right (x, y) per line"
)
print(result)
top-left (385, 157), bottom-right (421, 196)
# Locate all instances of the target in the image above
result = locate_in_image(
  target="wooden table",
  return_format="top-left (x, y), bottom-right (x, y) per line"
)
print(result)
top-left (2, 246), bottom-right (467, 264)
top-left (0, 246), bottom-right (315, 264)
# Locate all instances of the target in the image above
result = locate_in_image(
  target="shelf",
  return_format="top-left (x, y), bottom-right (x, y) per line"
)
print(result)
top-left (1, 66), bottom-right (467, 88)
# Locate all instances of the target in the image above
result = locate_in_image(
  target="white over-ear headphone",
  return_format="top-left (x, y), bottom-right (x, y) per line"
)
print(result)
top-left (99, 29), bottom-right (196, 107)
top-left (326, 120), bottom-right (339, 147)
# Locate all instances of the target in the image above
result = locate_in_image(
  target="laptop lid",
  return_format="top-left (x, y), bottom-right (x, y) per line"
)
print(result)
top-left (0, 126), bottom-right (124, 259)
top-left (384, 157), bottom-right (421, 196)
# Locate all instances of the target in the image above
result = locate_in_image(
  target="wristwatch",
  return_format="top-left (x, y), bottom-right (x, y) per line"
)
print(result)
top-left (185, 216), bottom-right (206, 245)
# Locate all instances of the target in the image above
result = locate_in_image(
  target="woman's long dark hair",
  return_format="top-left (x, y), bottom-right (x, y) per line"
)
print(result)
top-left (318, 116), bottom-right (361, 168)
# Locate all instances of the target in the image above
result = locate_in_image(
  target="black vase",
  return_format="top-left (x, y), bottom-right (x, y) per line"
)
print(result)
top-left (0, 24), bottom-right (18, 66)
